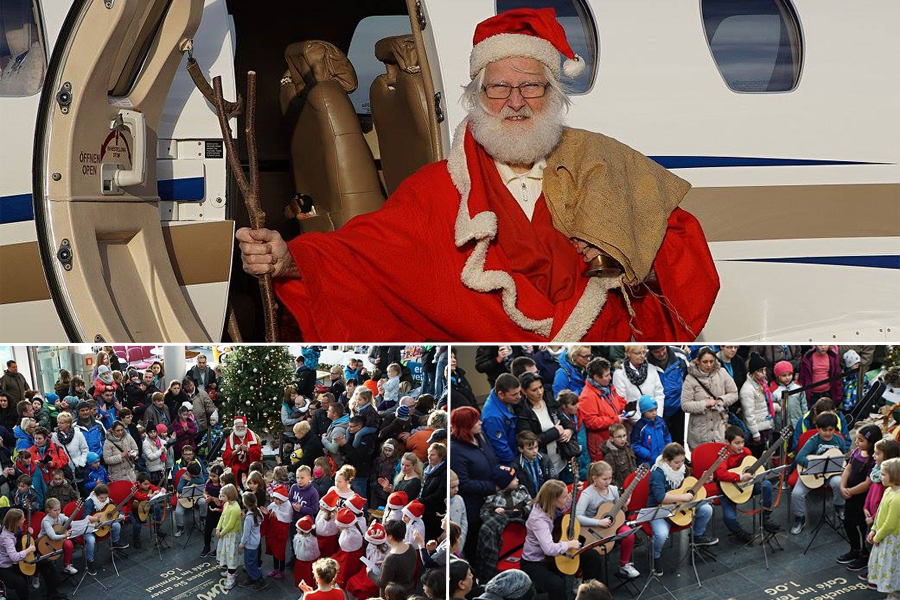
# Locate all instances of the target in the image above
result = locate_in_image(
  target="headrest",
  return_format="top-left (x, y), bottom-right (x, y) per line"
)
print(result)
top-left (284, 40), bottom-right (357, 95)
top-left (373, 35), bottom-right (420, 74)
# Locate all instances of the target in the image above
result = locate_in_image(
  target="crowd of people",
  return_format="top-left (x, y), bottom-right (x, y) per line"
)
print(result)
top-left (448, 345), bottom-right (899, 600)
top-left (0, 345), bottom-right (450, 600)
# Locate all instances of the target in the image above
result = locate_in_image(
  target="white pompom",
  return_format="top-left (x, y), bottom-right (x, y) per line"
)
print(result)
top-left (563, 55), bottom-right (585, 78)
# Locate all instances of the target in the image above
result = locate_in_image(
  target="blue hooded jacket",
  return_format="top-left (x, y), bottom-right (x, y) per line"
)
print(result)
top-left (631, 415), bottom-right (672, 464)
top-left (480, 390), bottom-right (517, 465)
top-left (84, 463), bottom-right (109, 492)
top-left (651, 346), bottom-right (689, 418)
top-left (13, 425), bottom-right (34, 452)
top-left (553, 352), bottom-right (586, 398)
top-left (77, 419), bottom-right (106, 457)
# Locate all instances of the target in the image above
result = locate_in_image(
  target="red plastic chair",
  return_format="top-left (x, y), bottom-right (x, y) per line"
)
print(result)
top-left (172, 468), bottom-right (187, 508)
top-left (141, 346), bottom-right (157, 361)
top-left (112, 346), bottom-right (127, 361)
top-left (126, 347), bottom-right (145, 368)
top-left (496, 522), bottom-right (526, 573)
top-left (691, 442), bottom-right (727, 504)
top-left (29, 511), bottom-right (45, 540)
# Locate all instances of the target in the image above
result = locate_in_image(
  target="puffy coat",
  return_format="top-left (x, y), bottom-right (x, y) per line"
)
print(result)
top-left (552, 353), bottom-right (586, 398)
top-left (481, 390), bottom-right (518, 465)
top-left (532, 349), bottom-right (562, 388)
top-left (647, 347), bottom-right (689, 418)
top-left (578, 381), bottom-right (626, 461)
top-left (190, 389), bottom-right (216, 433)
top-left (630, 416), bottom-right (672, 464)
top-left (13, 425), bottom-right (34, 452)
top-left (681, 362), bottom-right (738, 449)
top-left (740, 378), bottom-right (777, 437)
top-left (28, 440), bottom-right (69, 483)
top-left (52, 428), bottom-right (89, 468)
top-left (76, 418), bottom-right (106, 457)
top-left (1, 370), bottom-right (30, 404)
top-left (103, 429), bottom-right (138, 482)
top-left (172, 416), bottom-right (198, 456)
top-left (601, 438), bottom-right (638, 490)
top-left (612, 363), bottom-right (665, 423)
top-left (143, 436), bottom-right (166, 472)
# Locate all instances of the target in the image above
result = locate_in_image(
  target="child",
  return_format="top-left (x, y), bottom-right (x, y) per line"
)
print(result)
top-left (297, 557), bottom-right (346, 600)
top-left (239, 492), bottom-right (267, 591)
top-left (347, 521), bottom-right (389, 599)
top-left (448, 470), bottom-right (468, 553)
top-left (83, 483), bottom-right (128, 575)
top-left (143, 424), bottom-right (167, 485)
top-left (40, 498), bottom-right (78, 574)
top-left (292, 516), bottom-right (320, 590)
top-left (714, 426), bottom-right (781, 544)
top-left (333, 507), bottom-right (364, 587)
top-left (32, 396), bottom-right (51, 430)
top-left (382, 491), bottom-right (407, 524)
top-left (382, 363), bottom-right (402, 408)
top-left (312, 456), bottom-right (334, 499)
top-left (265, 484), bottom-right (292, 579)
top-left (790, 398), bottom-right (848, 455)
top-left (316, 489), bottom-right (340, 557)
top-left (14, 449), bottom-right (35, 480)
top-left (174, 461), bottom-right (207, 536)
top-left (129, 472), bottom-right (167, 549)
top-left (601, 423), bottom-right (638, 490)
top-left (864, 439), bottom-right (900, 538)
top-left (268, 466), bottom-right (290, 497)
top-left (83, 451), bottom-right (108, 493)
top-left (841, 350), bottom-right (871, 414)
top-left (200, 464), bottom-right (224, 557)
top-left (511, 430), bottom-right (556, 499)
top-left (401, 499), bottom-right (425, 546)
top-left (370, 439), bottom-right (399, 509)
top-left (772, 361), bottom-right (805, 432)
top-left (647, 443), bottom-right (718, 575)
top-left (631, 395), bottom-right (672, 465)
top-left (558, 389), bottom-right (590, 480)
top-left (575, 461), bottom-right (639, 579)
top-left (791, 413), bottom-right (851, 535)
top-left (45, 469), bottom-right (78, 509)
top-left (245, 471), bottom-right (269, 517)
top-left (215, 483), bottom-right (242, 590)
top-left (290, 465), bottom-right (320, 525)
top-left (346, 493), bottom-right (368, 535)
top-left (836, 425), bottom-right (882, 570)
top-left (867, 457), bottom-right (900, 598)
top-left (10, 474), bottom-right (38, 511)
top-left (198, 412), bottom-right (223, 459)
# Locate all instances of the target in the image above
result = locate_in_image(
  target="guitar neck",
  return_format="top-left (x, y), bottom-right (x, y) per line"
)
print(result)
top-left (608, 472), bottom-right (643, 519)
top-left (692, 455), bottom-right (728, 493)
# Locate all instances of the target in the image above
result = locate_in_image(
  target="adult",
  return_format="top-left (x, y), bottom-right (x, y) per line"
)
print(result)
top-left (103, 346), bottom-right (123, 372)
top-left (480, 374), bottom-right (521, 465)
top-left (328, 366), bottom-right (346, 400)
top-left (185, 377), bottom-right (215, 443)
top-left (749, 345), bottom-right (803, 377)
top-left (420, 443), bottom-right (447, 540)
top-left (163, 379), bottom-right (190, 422)
top-left (291, 420), bottom-right (324, 468)
top-left (799, 345), bottom-right (843, 408)
top-left (366, 520), bottom-right (417, 595)
top-left (238, 9), bottom-right (718, 342)
top-left (716, 345), bottom-right (747, 395)
top-left (54, 369), bottom-right (73, 400)
top-left (612, 345), bottom-right (665, 422)
top-left (578, 357), bottom-right (626, 461)
top-left (553, 346), bottom-right (590, 398)
top-left (475, 346), bottom-right (525, 387)
top-left (382, 452), bottom-right (423, 502)
top-left (310, 392), bottom-right (334, 438)
top-left (185, 354), bottom-right (217, 392)
top-left (103, 420), bottom-right (138, 482)
top-left (1, 360), bottom-right (30, 405)
top-left (222, 416), bottom-right (262, 482)
top-left (150, 361), bottom-right (165, 388)
top-left (29, 426), bottom-right (69, 485)
top-left (52, 412), bottom-right (88, 481)
top-left (143, 391), bottom-right (172, 432)
top-left (516, 372), bottom-right (571, 476)
top-left (450, 350), bottom-right (479, 411)
top-left (139, 370), bottom-right (161, 405)
top-left (647, 345), bottom-right (690, 445)
top-left (740, 353), bottom-right (778, 457)
top-left (293, 355), bottom-right (317, 400)
top-left (336, 416), bottom-right (377, 500)
top-left (0, 392), bottom-right (17, 432)
top-left (68, 376), bottom-right (91, 404)
top-left (75, 400), bottom-right (106, 459)
top-left (681, 347), bottom-right (739, 449)
top-left (450, 558), bottom-right (475, 599)
top-left (0, 508), bottom-right (67, 600)
top-left (95, 387), bottom-right (119, 429)
top-left (13, 417), bottom-right (34, 452)
top-left (532, 346), bottom-right (564, 387)
top-left (172, 403), bottom-right (198, 459)
top-left (118, 408), bottom-right (142, 459)
top-left (368, 346), bottom-right (402, 374)
top-left (406, 410), bottom-right (446, 463)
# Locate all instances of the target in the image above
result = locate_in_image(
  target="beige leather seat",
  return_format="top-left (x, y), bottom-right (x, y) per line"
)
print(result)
top-left (279, 40), bottom-right (384, 231)
top-left (370, 35), bottom-right (438, 195)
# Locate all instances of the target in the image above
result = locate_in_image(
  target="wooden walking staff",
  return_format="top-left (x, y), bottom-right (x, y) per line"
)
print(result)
top-left (211, 72), bottom-right (279, 342)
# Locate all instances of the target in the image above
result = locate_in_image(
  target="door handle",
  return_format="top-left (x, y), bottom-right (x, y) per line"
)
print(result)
top-left (100, 109), bottom-right (146, 194)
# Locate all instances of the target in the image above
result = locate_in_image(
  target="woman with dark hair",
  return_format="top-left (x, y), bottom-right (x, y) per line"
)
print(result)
top-left (681, 346), bottom-right (739, 449)
top-left (163, 379), bottom-right (190, 420)
top-left (449, 557), bottom-right (475, 599)
top-left (515, 371), bottom-right (571, 477)
top-left (450, 350), bottom-right (479, 410)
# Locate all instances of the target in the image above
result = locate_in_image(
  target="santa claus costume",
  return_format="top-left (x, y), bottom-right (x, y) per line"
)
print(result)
top-left (315, 489), bottom-right (340, 556)
top-left (333, 508), bottom-right (365, 588)
top-left (265, 484), bottom-right (292, 578)
top-left (382, 491), bottom-right (407, 524)
top-left (221, 416), bottom-right (262, 482)
top-left (402, 500), bottom-right (425, 546)
top-left (292, 516), bottom-right (319, 590)
top-left (346, 522), bottom-right (390, 600)
top-left (346, 493), bottom-right (368, 534)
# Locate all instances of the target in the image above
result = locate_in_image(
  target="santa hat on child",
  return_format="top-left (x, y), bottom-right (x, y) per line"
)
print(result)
top-left (386, 491), bottom-right (408, 511)
top-left (365, 522), bottom-right (387, 545)
top-left (469, 8), bottom-right (585, 79)
top-left (347, 494), bottom-right (366, 515)
top-left (336, 508), bottom-right (356, 529)
top-left (271, 485), bottom-right (289, 502)
top-left (402, 500), bottom-right (425, 521)
top-left (320, 489), bottom-right (340, 510)
top-left (296, 516), bottom-right (314, 533)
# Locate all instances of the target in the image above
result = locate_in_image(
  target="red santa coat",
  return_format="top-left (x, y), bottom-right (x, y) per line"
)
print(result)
top-left (222, 429), bottom-right (262, 482)
top-left (276, 124), bottom-right (718, 342)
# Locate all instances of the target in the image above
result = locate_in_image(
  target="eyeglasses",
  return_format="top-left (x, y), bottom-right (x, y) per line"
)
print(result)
top-left (482, 82), bottom-right (548, 99)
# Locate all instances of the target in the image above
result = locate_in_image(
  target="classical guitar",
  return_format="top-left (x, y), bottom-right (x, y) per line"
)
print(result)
top-left (554, 458), bottom-right (582, 576)
top-left (94, 483), bottom-right (139, 537)
top-left (586, 464), bottom-right (650, 555)
top-left (666, 447), bottom-right (729, 527)
top-left (18, 497), bottom-right (36, 576)
top-left (37, 499), bottom-right (84, 560)
top-left (720, 426), bottom-right (792, 504)
top-left (797, 447), bottom-right (845, 489)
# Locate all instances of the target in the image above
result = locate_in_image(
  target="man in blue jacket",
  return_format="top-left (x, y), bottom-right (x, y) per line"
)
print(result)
top-left (648, 346), bottom-right (688, 445)
top-left (480, 373), bottom-right (520, 465)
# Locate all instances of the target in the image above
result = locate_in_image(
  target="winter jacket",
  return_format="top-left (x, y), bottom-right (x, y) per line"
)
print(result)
top-left (33, 406), bottom-right (51, 430)
top-left (322, 415), bottom-right (350, 461)
top-left (559, 408), bottom-right (589, 480)
top-left (142, 403), bottom-right (171, 432)
top-left (740, 378), bottom-right (776, 437)
top-left (143, 436), bottom-right (166, 472)
top-left (76, 418), bottom-right (106, 457)
top-left (474, 346), bottom-right (512, 387)
top-left (552, 353), bottom-right (586, 398)
top-left (45, 480), bottom-right (78, 507)
top-left (647, 346), bottom-right (689, 418)
top-left (450, 367), bottom-right (478, 411)
top-left (790, 409), bottom-right (849, 454)
top-left (84, 464), bottom-right (109, 492)
top-left (420, 460), bottom-right (447, 538)
top-left (190, 389), bottom-right (216, 433)
top-left (841, 372), bottom-right (871, 413)
top-left (52, 428), bottom-right (88, 469)
top-left (281, 403), bottom-right (303, 429)
top-left (578, 380), bottom-right (626, 461)
top-left (510, 451), bottom-right (555, 498)
top-left (340, 429), bottom-right (377, 479)
top-left (630, 416), bottom-right (672, 464)
top-left (172, 416), bottom-right (198, 456)
top-left (28, 441), bottom-right (69, 484)
top-left (716, 353), bottom-right (748, 395)
top-left (163, 390), bottom-right (191, 421)
top-left (532, 348), bottom-right (563, 389)
top-left (185, 364), bottom-right (217, 392)
top-left (772, 382), bottom-right (806, 433)
top-left (798, 347), bottom-right (843, 404)
top-left (0, 370), bottom-right (30, 404)
top-left (749, 345), bottom-right (803, 373)
top-left (515, 395), bottom-right (569, 452)
top-left (681, 361), bottom-right (739, 449)
top-left (601, 438), bottom-right (638, 490)
top-left (13, 426), bottom-right (34, 452)
top-left (294, 365), bottom-right (317, 399)
top-left (481, 390), bottom-right (517, 465)
top-left (294, 432), bottom-right (325, 469)
top-left (0, 404), bottom-right (18, 432)
top-left (612, 362), bottom-right (665, 422)
top-left (102, 430), bottom-right (138, 482)
top-left (450, 434), bottom-right (501, 526)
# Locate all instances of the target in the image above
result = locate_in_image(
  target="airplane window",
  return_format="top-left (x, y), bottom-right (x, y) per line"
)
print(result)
top-left (0, 0), bottom-right (45, 97)
top-left (348, 15), bottom-right (412, 114)
top-left (701, 0), bottom-right (802, 93)
top-left (495, 0), bottom-right (598, 94)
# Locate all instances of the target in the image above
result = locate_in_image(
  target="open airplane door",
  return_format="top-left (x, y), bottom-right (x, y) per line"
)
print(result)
top-left (32, 0), bottom-right (231, 342)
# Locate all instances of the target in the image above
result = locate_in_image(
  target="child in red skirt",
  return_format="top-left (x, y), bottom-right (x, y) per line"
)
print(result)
top-left (382, 491), bottom-right (407, 525)
top-left (332, 507), bottom-right (364, 588)
top-left (402, 499), bottom-right (425, 546)
top-left (346, 521), bottom-right (389, 600)
top-left (316, 489), bottom-right (340, 556)
top-left (346, 493), bottom-right (368, 534)
top-left (265, 484), bottom-right (292, 580)
top-left (292, 515), bottom-right (319, 589)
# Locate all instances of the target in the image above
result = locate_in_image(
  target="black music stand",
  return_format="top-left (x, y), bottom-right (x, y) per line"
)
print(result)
top-left (673, 495), bottom-right (720, 588)
top-left (591, 527), bottom-right (641, 597)
top-left (24, 548), bottom-right (65, 592)
top-left (631, 505), bottom-right (678, 600)
top-left (179, 484), bottom-right (205, 549)
top-left (146, 491), bottom-right (172, 558)
top-left (72, 519), bottom-right (107, 595)
top-left (802, 454), bottom-right (848, 554)
top-left (743, 465), bottom-right (788, 568)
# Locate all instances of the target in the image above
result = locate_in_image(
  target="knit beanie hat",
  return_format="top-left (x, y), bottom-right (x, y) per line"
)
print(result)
top-left (748, 353), bottom-right (767, 375)
top-left (476, 569), bottom-right (534, 600)
top-left (843, 350), bottom-right (861, 370)
top-left (773, 361), bottom-right (793, 378)
top-left (639, 395), bottom-right (657, 415)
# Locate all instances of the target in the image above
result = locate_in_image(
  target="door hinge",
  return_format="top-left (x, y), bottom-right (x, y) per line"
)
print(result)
top-left (434, 91), bottom-right (444, 123)
top-left (415, 1), bottom-right (427, 30)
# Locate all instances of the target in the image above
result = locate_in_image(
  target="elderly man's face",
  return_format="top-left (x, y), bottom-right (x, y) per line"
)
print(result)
top-left (482, 57), bottom-right (548, 119)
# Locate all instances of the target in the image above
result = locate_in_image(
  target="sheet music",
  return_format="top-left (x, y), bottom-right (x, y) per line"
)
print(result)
top-left (69, 518), bottom-right (94, 537)
top-left (360, 556), bottom-right (381, 577)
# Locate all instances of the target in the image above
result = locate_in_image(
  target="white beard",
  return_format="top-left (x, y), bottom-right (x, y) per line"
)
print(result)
top-left (468, 90), bottom-right (566, 166)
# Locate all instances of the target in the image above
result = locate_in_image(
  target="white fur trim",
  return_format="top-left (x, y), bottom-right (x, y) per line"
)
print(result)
top-left (470, 33), bottom-right (560, 78)
top-left (552, 277), bottom-right (621, 342)
top-left (563, 54), bottom-right (585, 78)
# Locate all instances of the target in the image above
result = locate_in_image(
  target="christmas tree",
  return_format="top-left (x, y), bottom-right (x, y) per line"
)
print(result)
top-left (219, 345), bottom-right (294, 436)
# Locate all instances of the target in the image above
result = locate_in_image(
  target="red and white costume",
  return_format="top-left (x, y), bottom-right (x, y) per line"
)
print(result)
top-left (292, 516), bottom-right (319, 589)
top-left (346, 522), bottom-right (389, 600)
top-left (265, 485), bottom-right (292, 561)
top-left (382, 491), bottom-right (407, 524)
top-left (221, 416), bottom-right (262, 482)
top-left (401, 499), bottom-right (425, 546)
top-left (333, 508), bottom-right (364, 588)
top-left (315, 489), bottom-right (340, 556)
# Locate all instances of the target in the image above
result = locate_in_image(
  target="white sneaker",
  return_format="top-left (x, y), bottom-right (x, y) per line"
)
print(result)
top-left (32, 577), bottom-right (40, 589)
top-left (220, 569), bottom-right (228, 577)
top-left (175, 527), bottom-right (184, 537)
top-left (619, 563), bottom-right (641, 579)
top-left (63, 565), bottom-right (78, 575)
top-left (225, 574), bottom-right (236, 590)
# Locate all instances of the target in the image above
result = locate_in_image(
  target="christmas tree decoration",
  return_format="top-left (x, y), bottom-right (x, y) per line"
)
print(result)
top-left (220, 345), bottom-right (294, 435)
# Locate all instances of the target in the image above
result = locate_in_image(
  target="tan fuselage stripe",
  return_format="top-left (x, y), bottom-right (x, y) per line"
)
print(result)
top-left (0, 220), bottom-right (233, 304)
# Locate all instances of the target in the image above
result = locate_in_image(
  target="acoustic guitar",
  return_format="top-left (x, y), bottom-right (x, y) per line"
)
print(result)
top-left (37, 499), bottom-right (84, 560)
top-left (133, 469), bottom-right (170, 523)
top-left (554, 458), bottom-right (582, 576)
top-left (666, 447), bottom-right (729, 527)
top-left (94, 483), bottom-right (139, 537)
top-left (586, 464), bottom-right (650, 555)
top-left (719, 426), bottom-right (792, 504)
top-left (797, 447), bottom-right (845, 489)
top-left (19, 497), bottom-right (36, 576)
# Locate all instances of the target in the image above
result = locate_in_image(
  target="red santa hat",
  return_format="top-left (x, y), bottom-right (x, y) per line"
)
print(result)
top-left (233, 415), bottom-right (247, 426)
top-left (320, 489), bottom-right (340, 509)
top-left (336, 507), bottom-right (356, 528)
top-left (296, 516), bottom-right (314, 534)
top-left (365, 522), bottom-right (387, 545)
top-left (271, 485), bottom-right (289, 502)
top-left (386, 491), bottom-right (408, 510)
top-left (402, 499), bottom-right (425, 521)
top-left (347, 493), bottom-right (366, 515)
top-left (470, 8), bottom-right (585, 79)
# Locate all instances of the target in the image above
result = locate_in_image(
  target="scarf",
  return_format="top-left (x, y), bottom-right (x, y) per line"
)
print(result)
top-left (151, 435), bottom-right (166, 463)
top-left (424, 461), bottom-right (444, 477)
top-left (755, 379), bottom-right (776, 419)
top-left (625, 360), bottom-right (649, 388)
top-left (56, 428), bottom-right (75, 446)
top-left (653, 455), bottom-right (685, 489)
top-left (522, 456), bottom-right (543, 491)
top-left (88, 491), bottom-right (111, 512)
top-left (871, 463), bottom-right (882, 484)
top-left (546, 346), bottom-right (565, 358)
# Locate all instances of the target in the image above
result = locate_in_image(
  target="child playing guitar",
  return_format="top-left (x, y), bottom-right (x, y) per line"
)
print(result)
top-left (129, 472), bottom-right (169, 549)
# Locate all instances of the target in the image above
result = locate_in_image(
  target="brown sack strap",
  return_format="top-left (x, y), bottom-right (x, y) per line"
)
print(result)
top-left (186, 56), bottom-right (242, 120)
